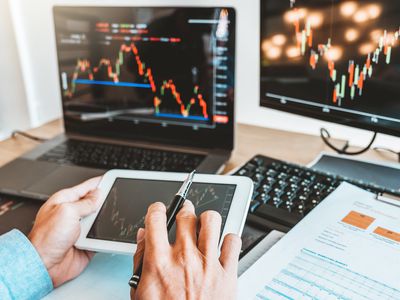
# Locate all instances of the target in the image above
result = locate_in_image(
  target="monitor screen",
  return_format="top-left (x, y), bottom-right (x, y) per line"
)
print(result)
top-left (260, 0), bottom-right (400, 137)
top-left (54, 7), bottom-right (235, 149)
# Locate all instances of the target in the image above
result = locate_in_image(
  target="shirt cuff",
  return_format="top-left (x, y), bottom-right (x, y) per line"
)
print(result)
top-left (0, 229), bottom-right (53, 299)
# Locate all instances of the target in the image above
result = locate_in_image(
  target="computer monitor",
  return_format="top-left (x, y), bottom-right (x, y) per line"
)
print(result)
top-left (260, 0), bottom-right (400, 138)
top-left (53, 6), bottom-right (235, 149)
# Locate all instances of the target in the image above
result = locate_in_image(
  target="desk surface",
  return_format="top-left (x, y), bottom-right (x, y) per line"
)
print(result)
top-left (0, 119), bottom-right (395, 172)
top-left (1, 120), bottom-right (398, 300)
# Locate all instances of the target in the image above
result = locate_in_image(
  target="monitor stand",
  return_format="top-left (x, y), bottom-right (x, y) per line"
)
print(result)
top-left (309, 153), bottom-right (400, 195)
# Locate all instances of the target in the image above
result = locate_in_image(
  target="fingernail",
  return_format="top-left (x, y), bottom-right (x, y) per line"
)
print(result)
top-left (184, 199), bottom-right (193, 206)
top-left (137, 228), bottom-right (145, 242)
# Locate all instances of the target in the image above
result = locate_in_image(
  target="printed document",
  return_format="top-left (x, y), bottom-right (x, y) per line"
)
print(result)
top-left (238, 183), bottom-right (400, 300)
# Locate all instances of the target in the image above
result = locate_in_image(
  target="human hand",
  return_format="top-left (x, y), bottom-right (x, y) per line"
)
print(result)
top-left (28, 177), bottom-right (101, 287)
top-left (131, 201), bottom-right (242, 300)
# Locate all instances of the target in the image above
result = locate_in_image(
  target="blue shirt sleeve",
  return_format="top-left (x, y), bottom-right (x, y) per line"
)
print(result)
top-left (0, 229), bottom-right (53, 300)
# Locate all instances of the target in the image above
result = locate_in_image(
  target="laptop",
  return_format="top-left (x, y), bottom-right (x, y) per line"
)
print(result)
top-left (0, 6), bottom-right (236, 200)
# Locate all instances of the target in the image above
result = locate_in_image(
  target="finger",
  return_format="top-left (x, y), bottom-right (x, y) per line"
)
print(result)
top-left (145, 202), bottom-right (169, 251)
top-left (133, 228), bottom-right (146, 270)
top-left (70, 189), bottom-right (101, 218)
top-left (51, 177), bottom-right (102, 204)
top-left (175, 200), bottom-right (197, 247)
top-left (197, 210), bottom-right (222, 259)
top-left (219, 234), bottom-right (242, 274)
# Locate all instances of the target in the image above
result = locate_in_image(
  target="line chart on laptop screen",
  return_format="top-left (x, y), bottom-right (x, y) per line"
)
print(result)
top-left (64, 38), bottom-right (210, 121)
top-left (55, 7), bottom-right (234, 128)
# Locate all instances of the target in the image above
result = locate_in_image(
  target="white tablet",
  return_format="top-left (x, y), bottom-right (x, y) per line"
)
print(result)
top-left (76, 170), bottom-right (253, 255)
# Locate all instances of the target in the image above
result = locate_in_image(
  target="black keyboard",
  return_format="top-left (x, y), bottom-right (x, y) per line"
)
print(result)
top-left (39, 140), bottom-right (205, 172)
top-left (235, 154), bottom-right (400, 230)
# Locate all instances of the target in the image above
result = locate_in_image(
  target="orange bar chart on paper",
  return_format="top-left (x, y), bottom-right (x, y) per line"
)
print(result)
top-left (341, 211), bottom-right (375, 230)
top-left (374, 227), bottom-right (400, 242)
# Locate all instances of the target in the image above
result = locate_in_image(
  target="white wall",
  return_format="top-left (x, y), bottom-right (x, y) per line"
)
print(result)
top-left (9, 0), bottom-right (63, 128)
top-left (0, 0), bottom-right (30, 139)
top-left (8, 0), bottom-right (400, 148)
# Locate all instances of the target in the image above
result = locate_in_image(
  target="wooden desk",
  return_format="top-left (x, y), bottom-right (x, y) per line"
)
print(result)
top-left (0, 119), bottom-right (395, 172)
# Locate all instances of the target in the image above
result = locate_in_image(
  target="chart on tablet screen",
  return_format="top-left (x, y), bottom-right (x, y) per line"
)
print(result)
top-left (87, 179), bottom-right (235, 243)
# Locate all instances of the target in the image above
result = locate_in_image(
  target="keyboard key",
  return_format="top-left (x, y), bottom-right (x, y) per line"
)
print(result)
top-left (249, 200), bottom-right (261, 213)
top-left (245, 214), bottom-right (291, 233)
top-left (254, 204), bottom-right (303, 228)
top-left (39, 140), bottom-right (205, 172)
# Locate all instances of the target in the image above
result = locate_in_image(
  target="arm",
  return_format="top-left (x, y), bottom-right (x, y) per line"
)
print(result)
top-left (0, 230), bottom-right (52, 300)
top-left (131, 200), bottom-right (242, 300)
top-left (0, 177), bottom-right (101, 299)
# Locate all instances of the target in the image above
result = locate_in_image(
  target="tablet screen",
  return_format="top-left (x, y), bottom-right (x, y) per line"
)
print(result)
top-left (87, 179), bottom-right (236, 243)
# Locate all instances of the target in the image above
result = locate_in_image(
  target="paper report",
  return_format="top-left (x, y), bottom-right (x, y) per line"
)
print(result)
top-left (238, 183), bottom-right (400, 300)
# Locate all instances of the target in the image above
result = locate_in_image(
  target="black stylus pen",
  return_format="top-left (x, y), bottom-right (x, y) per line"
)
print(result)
top-left (129, 170), bottom-right (196, 289)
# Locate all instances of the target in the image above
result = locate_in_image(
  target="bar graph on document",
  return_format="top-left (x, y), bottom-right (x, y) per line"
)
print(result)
top-left (238, 184), bottom-right (400, 300)
top-left (257, 248), bottom-right (400, 300)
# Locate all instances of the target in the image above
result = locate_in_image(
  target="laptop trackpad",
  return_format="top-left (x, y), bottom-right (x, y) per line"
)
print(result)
top-left (0, 159), bottom-right (58, 193)
top-left (24, 165), bottom-right (105, 198)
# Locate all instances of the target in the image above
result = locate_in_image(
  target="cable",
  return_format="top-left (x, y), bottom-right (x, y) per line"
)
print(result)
top-left (373, 147), bottom-right (400, 162)
top-left (11, 130), bottom-right (48, 143)
top-left (320, 127), bottom-right (377, 156)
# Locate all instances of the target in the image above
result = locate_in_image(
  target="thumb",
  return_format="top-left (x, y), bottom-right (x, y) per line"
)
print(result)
top-left (71, 189), bottom-right (101, 218)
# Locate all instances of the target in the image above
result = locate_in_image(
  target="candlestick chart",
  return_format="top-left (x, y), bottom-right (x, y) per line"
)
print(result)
top-left (87, 179), bottom-right (235, 243)
top-left (63, 39), bottom-right (210, 121)
top-left (260, 0), bottom-right (400, 133)
top-left (54, 6), bottom-right (235, 151)
top-left (56, 7), bottom-right (235, 128)
top-left (288, 0), bottom-right (399, 106)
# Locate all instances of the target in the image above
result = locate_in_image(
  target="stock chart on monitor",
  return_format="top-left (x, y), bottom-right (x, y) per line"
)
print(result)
top-left (261, 0), bottom-right (400, 136)
top-left (54, 7), bottom-right (235, 131)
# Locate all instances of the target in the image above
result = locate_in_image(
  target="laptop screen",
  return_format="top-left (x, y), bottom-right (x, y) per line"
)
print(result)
top-left (53, 6), bottom-right (235, 150)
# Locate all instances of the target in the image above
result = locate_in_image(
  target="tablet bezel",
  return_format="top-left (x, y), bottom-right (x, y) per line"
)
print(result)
top-left (76, 170), bottom-right (253, 255)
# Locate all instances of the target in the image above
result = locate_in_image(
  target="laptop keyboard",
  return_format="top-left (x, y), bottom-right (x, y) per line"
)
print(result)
top-left (235, 154), bottom-right (400, 230)
top-left (39, 140), bottom-right (205, 172)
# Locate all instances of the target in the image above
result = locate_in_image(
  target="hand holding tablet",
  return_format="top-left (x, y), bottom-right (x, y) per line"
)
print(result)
top-left (76, 170), bottom-right (253, 255)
